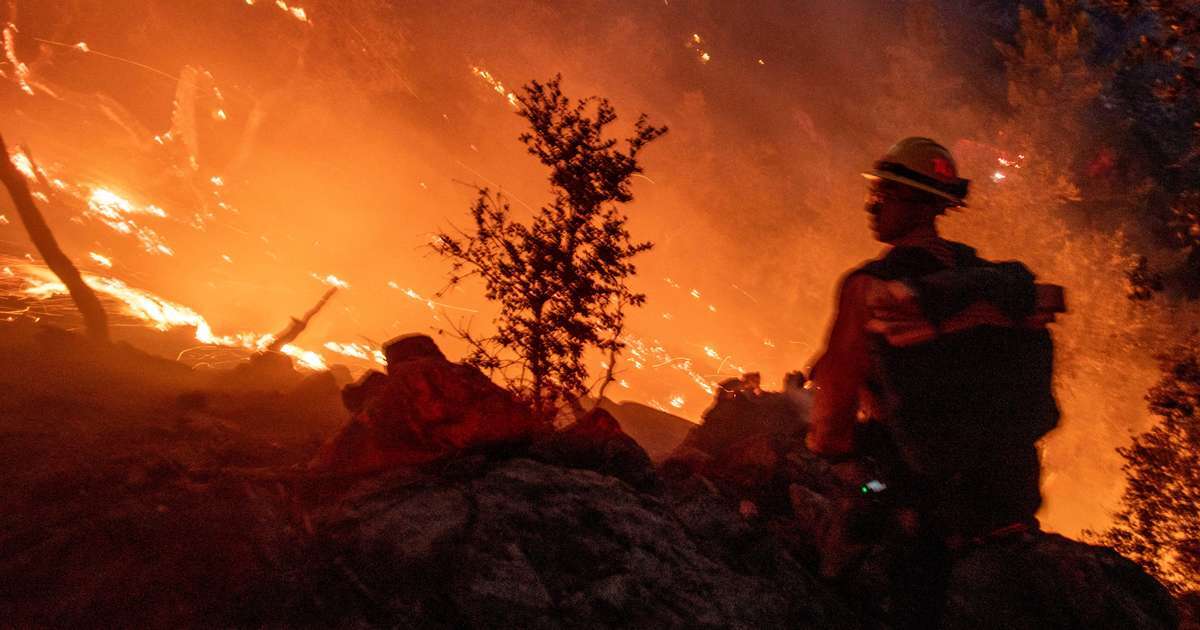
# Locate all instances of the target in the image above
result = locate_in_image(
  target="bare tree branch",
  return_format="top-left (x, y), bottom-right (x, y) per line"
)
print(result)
top-left (266, 286), bottom-right (337, 352)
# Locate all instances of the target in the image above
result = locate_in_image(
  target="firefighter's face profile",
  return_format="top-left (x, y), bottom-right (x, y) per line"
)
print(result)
top-left (865, 180), bottom-right (938, 244)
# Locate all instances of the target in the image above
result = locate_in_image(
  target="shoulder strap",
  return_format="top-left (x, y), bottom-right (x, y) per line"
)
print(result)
top-left (854, 240), bottom-right (983, 282)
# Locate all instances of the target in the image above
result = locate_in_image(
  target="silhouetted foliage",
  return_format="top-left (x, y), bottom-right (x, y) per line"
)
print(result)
top-left (1093, 1), bottom-right (1200, 291)
top-left (1101, 337), bottom-right (1200, 594)
top-left (1098, 0), bottom-right (1200, 109)
top-left (998, 1), bottom-right (1200, 295)
top-left (1125, 254), bottom-right (1165, 300)
top-left (434, 75), bottom-right (665, 420)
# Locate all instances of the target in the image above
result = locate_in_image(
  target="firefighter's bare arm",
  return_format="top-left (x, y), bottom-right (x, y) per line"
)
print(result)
top-left (806, 273), bottom-right (874, 457)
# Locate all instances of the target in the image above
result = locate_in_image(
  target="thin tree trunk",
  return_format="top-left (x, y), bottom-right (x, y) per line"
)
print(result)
top-left (0, 135), bottom-right (109, 342)
top-left (593, 345), bottom-right (619, 411)
top-left (530, 303), bottom-right (546, 422)
top-left (592, 296), bottom-right (627, 410)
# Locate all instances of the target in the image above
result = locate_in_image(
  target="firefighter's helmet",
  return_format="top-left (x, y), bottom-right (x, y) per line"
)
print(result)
top-left (863, 137), bottom-right (970, 207)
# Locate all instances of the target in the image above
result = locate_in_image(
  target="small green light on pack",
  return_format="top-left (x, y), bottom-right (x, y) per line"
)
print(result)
top-left (861, 480), bottom-right (887, 494)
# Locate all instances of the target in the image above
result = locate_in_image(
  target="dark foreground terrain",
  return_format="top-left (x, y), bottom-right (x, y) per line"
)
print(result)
top-left (0, 323), bottom-right (1181, 628)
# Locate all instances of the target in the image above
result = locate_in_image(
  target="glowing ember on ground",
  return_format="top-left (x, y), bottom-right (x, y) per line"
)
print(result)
top-left (10, 264), bottom-right (329, 363)
top-left (471, 66), bottom-right (520, 108)
top-left (624, 334), bottom-right (718, 397)
top-left (9, 150), bottom-right (35, 179)
top-left (278, 344), bottom-right (326, 370)
top-left (3, 24), bottom-right (34, 95)
top-left (275, 1), bottom-right (310, 23)
top-left (991, 155), bottom-right (1023, 183)
top-left (687, 33), bottom-right (712, 64)
top-left (324, 341), bottom-right (387, 365)
top-left (244, 0), bottom-right (311, 24)
top-left (84, 188), bottom-right (175, 255)
top-left (315, 273), bottom-right (350, 289)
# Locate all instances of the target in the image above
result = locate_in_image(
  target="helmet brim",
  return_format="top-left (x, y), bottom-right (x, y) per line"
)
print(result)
top-left (862, 171), bottom-right (968, 208)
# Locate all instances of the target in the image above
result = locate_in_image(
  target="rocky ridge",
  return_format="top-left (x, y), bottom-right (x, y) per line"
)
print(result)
top-left (0, 327), bottom-right (1181, 628)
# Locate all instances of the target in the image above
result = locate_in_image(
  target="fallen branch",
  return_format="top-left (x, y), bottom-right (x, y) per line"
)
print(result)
top-left (266, 286), bottom-right (337, 352)
top-left (0, 134), bottom-right (109, 342)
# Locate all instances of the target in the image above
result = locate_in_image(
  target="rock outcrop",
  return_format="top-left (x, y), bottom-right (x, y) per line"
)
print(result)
top-left (529, 407), bottom-right (658, 491)
top-left (941, 532), bottom-right (1178, 629)
top-left (662, 372), bottom-right (815, 520)
top-left (658, 371), bottom-right (1179, 629)
top-left (311, 334), bottom-right (541, 473)
top-left (0, 328), bottom-right (1182, 629)
top-left (313, 458), bottom-right (854, 629)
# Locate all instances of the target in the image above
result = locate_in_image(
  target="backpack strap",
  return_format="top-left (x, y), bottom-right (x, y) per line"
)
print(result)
top-left (853, 241), bottom-right (982, 282)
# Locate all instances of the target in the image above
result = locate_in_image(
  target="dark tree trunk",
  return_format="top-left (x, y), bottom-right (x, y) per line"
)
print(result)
top-left (0, 135), bottom-right (109, 342)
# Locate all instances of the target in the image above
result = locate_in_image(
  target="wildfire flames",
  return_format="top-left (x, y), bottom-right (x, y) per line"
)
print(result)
top-left (0, 1), bottom-right (1184, 539)
top-left (0, 130), bottom-right (759, 401)
top-left (9, 259), bottom-right (329, 369)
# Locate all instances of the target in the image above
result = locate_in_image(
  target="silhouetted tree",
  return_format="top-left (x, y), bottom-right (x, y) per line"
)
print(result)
top-left (1101, 337), bottom-right (1200, 595)
top-left (434, 76), bottom-right (665, 420)
top-left (1094, 1), bottom-right (1200, 292)
top-left (1098, 0), bottom-right (1200, 111)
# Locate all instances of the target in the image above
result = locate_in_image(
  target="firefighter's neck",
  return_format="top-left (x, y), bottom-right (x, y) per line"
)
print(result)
top-left (885, 222), bottom-right (940, 247)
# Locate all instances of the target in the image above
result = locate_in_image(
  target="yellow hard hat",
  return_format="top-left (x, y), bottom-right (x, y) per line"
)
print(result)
top-left (863, 137), bottom-right (970, 207)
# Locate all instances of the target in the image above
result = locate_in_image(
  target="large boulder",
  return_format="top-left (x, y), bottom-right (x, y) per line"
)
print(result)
top-left (823, 527), bottom-right (1180, 629)
top-left (661, 374), bottom-right (812, 518)
top-left (941, 532), bottom-right (1179, 629)
top-left (314, 458), bottom-right (854, 629)
top-left (311, 335), bottom-right (540, 473)
top-left (210, 350), bottom-right (305, 392)
top-left (529, 407), bottom-right (657, 490)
